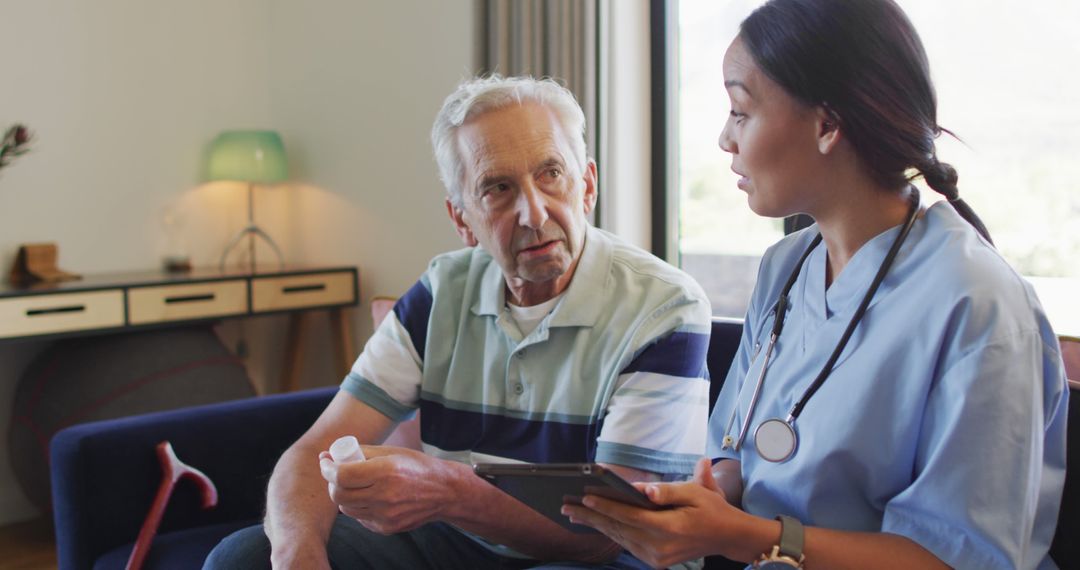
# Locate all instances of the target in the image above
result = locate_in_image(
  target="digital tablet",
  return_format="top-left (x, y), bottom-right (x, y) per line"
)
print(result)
top-left (473, 462), bottom-right (664, 533)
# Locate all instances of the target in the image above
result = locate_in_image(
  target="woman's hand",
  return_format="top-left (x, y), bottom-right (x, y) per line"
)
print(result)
top-left (561, 458), bottom-right (750, 568)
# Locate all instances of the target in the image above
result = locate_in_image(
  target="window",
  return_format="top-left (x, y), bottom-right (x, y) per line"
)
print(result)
top-left (672, 0), bottom-right (1080, 335)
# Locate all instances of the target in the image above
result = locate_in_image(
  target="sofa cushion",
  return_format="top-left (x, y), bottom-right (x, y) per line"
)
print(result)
top-left (93, 520), bottom-right (257, 570)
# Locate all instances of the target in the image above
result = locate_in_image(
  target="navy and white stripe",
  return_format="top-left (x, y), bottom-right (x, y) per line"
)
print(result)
top-left (392, 277), bottom-right (433, 361)
top-left (344, 226), bottom-right (713, 481)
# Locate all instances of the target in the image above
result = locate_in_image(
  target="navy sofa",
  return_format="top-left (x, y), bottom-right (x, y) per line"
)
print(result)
top-left (50, 385), bottom-right (338, 569)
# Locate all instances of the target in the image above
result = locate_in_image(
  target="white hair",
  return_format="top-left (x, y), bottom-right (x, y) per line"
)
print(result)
top-left (431, 75), bottom-right (588, 208)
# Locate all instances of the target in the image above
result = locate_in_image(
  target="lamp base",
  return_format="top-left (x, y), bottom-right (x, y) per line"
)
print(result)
top-left (219, 224), bottom-right (284, 271)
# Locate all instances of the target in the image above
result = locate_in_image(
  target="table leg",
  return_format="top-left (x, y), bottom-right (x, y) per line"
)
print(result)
top-left (329, 307), bottom-right (355, 378)
top-left (281, 309), bottom-right (354, 392)
top-left (281, 313), bottom-right (307, 393)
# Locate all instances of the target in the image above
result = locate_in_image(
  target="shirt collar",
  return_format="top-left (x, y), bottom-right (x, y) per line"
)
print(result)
top-left (472, 225), bottom-right (611, 328)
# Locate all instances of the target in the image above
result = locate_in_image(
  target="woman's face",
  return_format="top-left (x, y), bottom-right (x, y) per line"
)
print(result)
top-left (718, 37), bottom-right (827, 218)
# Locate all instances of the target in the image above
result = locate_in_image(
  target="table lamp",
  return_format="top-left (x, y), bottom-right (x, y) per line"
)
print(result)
top-left (206, 130), bottom-right (288, 270)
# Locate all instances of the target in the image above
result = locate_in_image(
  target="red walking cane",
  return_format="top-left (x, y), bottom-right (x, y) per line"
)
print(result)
top-left (125, 441), bottom-right (218, 570)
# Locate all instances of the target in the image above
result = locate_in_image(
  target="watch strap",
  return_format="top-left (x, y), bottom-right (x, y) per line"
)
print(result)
top-left (776, 515), bottom-right (805, 560)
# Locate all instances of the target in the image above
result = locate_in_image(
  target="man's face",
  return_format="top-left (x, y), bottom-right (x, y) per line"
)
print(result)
top-left (447, 102), bottom-right (597, 305)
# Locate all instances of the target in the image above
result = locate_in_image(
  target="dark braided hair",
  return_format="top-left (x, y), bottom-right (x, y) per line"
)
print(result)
top-left (920, 157), bottom-right (993, 243)
top-left (740, 0), bottom-right (993, 244)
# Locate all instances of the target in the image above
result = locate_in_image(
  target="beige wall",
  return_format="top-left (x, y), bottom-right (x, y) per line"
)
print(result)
top-left (0, 0), bottom-right (473, 524)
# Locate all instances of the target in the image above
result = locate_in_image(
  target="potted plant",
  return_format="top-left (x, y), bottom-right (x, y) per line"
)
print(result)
top-left (0, 124), bottom-right (33, 173)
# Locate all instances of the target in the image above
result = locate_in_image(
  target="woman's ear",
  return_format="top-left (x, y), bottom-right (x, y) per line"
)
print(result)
top-left (445, 199), bottom-right (478, 247)
top-left (816, 107), bottom-right (842, 155)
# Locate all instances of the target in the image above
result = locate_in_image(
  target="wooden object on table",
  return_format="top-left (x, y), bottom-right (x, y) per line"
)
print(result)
top-left (163, 255), bottom-right (193, 273)
top-left (9, 243), bottom-right (80, 285)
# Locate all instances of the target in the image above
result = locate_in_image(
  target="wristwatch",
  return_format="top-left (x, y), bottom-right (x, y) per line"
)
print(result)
top-left (754, 515), bottom-right (806, 569)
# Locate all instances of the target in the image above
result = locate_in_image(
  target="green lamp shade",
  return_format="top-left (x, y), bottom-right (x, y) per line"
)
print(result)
top-left (206, 130), bottom-right (288, 183)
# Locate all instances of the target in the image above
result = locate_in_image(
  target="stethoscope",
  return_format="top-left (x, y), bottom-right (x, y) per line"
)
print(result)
top-left (721, 188), bottom-right (921, 463)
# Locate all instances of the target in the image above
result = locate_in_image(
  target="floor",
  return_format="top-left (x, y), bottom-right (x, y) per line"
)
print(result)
top-left (0, 517), bottom-right (57, 570)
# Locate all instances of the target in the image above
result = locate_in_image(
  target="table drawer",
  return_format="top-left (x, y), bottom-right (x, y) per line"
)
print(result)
top-left (128, 280), bottom-right (248, 325)
top-left (252, 271), bottom-right (356, 312)
top-left (0, 290), bottom-right (125, 339)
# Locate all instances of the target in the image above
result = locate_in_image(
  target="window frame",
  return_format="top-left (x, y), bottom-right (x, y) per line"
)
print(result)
top-left (649, 0), bottom-right (678, 261)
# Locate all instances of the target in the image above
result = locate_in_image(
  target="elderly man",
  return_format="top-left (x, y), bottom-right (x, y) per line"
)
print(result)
top-left (205, 76), bottom-right (711, 570)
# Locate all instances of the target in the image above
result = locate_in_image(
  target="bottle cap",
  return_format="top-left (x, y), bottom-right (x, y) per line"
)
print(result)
top-left (329, 435), bottom-right (365, 463)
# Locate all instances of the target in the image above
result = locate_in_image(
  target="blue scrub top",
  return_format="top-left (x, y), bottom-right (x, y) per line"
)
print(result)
top-left (708, 202), bottom-right (1067, 570)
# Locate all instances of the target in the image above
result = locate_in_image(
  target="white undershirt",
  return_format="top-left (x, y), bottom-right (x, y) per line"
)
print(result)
top-left (506, 293), bottom-right (563, 337)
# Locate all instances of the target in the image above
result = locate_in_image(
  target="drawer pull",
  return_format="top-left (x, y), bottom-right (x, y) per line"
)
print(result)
top-left (282, 284), bottom-right (326, 294)
top-left (26, 305), bottom-right (86, 316)
top-left (164, 293), bottom-right (216, 304)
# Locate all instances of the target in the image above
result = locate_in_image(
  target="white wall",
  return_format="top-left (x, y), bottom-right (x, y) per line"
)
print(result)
top-left (267, 0), bottom-right (475, 315)
top-left (0, 0), bottom-right (473, 525)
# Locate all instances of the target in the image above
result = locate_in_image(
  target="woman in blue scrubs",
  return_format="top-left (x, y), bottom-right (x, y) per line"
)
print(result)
top-left (563, 0), bottom-right (1068, 568)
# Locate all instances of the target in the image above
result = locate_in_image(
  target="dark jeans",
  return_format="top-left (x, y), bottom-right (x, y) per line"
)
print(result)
top-left (202, 514), bottom-right (656, 570)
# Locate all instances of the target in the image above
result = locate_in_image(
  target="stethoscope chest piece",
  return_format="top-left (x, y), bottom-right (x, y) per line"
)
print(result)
top-left (754, 418), bottom-right (797, 463)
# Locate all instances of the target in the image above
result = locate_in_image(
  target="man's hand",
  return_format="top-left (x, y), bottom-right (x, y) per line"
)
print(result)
top-left (316, 437), bottom-right (641, 563)
top-left (319, 445), bottom-right (460, 535)
top-left (262, 393), bottom-right (397, 566)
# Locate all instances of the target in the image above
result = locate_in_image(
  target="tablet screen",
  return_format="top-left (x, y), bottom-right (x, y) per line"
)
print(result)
top-left (473, 463), bottom-right (661, 533)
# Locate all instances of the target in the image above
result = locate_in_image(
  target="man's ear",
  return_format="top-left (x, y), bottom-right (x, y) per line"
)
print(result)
top-left (816, 107), bottom-right (842, 155)
top-left (446, 198), bottom-right (478, 247)
top-left (581, 159), bottom-right (598, 215)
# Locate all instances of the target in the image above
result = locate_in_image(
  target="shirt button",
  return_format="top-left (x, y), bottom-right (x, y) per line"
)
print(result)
top-left (513, 383), bottom-right (524, 395)
top-left (517, 349), bottom-right (526, 359)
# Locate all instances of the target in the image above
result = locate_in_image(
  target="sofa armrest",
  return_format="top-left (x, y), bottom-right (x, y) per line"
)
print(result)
top-left (707, 318), bottom-right (744, 413)
top-left (50, 386), bottom-right (336, 570)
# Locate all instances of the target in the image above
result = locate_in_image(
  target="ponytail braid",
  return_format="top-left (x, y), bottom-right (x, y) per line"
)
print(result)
top-left (919, 157), bottom-right (994, 245)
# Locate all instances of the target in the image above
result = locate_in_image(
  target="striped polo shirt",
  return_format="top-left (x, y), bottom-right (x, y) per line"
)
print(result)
top-left (343, 225), bottom-right (712, 476)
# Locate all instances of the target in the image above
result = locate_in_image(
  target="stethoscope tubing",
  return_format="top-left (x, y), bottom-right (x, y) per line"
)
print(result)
top-left (786, 190), bottom-right (921, 420)
top-left (733, 332), bottom-right (777, 451)
top-left (721, 188), bottom-right (921, 457)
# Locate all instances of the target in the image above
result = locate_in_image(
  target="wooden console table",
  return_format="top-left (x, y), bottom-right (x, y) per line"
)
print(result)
top-left (0, 265), bottom-right (359, 392)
